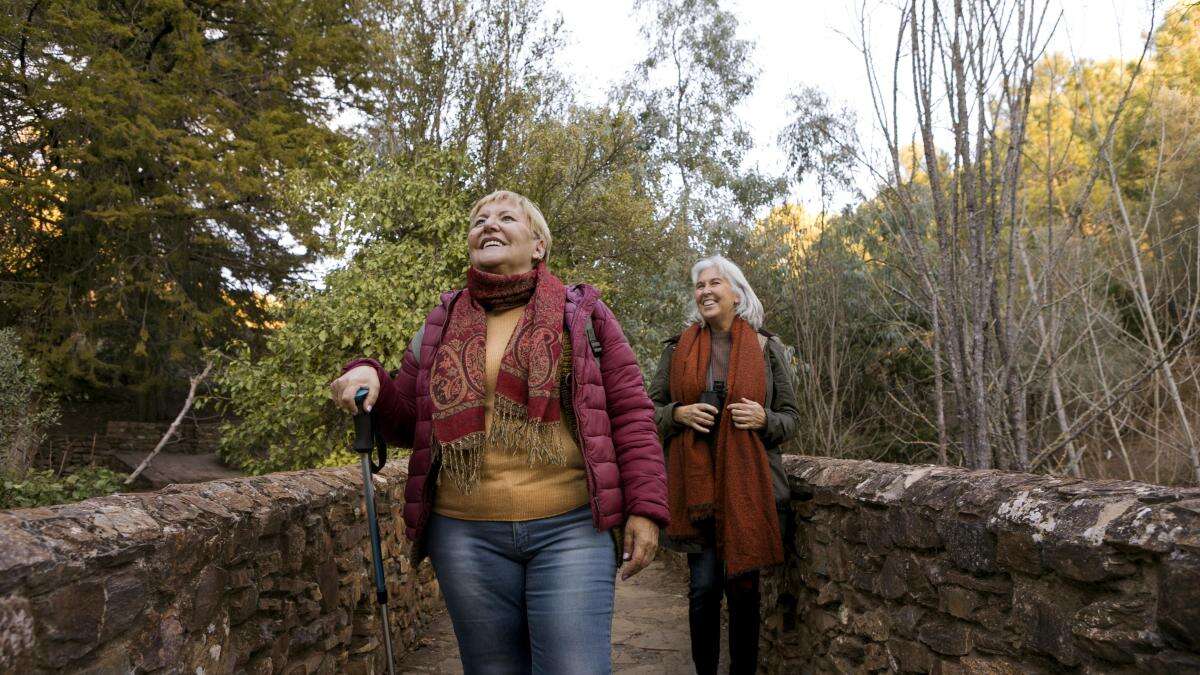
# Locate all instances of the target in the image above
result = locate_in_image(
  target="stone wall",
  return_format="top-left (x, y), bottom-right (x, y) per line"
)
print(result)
top-left (761, 456), bottom-right (1200, 673)
top-left (0, 464), bottom-right (439, 673)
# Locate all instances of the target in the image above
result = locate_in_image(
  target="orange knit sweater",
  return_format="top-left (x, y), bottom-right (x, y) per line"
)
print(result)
top-left (433, 305), bottom-right (590, 520)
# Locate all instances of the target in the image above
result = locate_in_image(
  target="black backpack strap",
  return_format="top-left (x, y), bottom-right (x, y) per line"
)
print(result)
top-left (584, 317), bottom-right (603, 359)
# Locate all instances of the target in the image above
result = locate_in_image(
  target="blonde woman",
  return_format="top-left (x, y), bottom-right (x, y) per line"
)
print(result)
top-left (331, 191), bottom-right (668, 674)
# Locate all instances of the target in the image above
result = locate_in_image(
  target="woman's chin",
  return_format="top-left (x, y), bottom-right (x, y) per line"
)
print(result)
top-left (472, 252), bottom-right (511, 272)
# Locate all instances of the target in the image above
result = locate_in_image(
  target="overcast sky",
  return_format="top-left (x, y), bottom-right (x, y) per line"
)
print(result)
top-left (543, 0), bottom-right (1161, 204)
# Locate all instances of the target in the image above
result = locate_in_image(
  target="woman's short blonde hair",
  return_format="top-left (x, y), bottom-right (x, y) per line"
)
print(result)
top-left (468, 190), bottom-right (552, 261)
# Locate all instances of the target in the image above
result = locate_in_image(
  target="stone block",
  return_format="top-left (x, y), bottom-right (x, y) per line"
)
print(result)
top-left (887, 638), bottom-right (934, 673)
top-left (932, 655), bottom-right (1027, 675)
top-left (34, 579), bottom-right (105, 666)
top-left (815, 581), bottom-right (841, 606)
top-left (863, 641), bottom-right (890, 670)
top-left (938, 585), bottom-right (981, 622)
top-left (100, 572), bottom-right (146, 642)
top-left (256, 550), bottom-right (283, 576)
top-left (850, 607), bottom-right (892, 642)
top-left (230, 586), bottom-right (260, 625)
top-left (132, 609), bottom-right (184, 672)
top-left (937, 517), bottom-right (997, 574)
top-left (878, 551), bottom-right (936, 606)
top-left (887, 507), bottom-right (942, 550)
top-left (1010, 576), bottom-right (1083, 667)
top-left (892, 606), bottom-right (924, 638)
top-left (0, 594), bottom-right (35, 672)
top-left (1072, 594), bottom-right (1161, 664)
top-left (1135, 649), bottom-right (1200, 672)
top-left (807, 608), bottom-right (841, 637)
top-left (1157, 551), bottom-right (1200, 650)
top-left (995, 529), bottom-right (1041, 575)
top-left (190, 565), bottom-right (227, 630)
top-left (829, 634), bottom-right (866, 671)
top-left (926, 561), bottom-right (1012, 596)
top-left (281, 522), bottom-right (306, 573)
top-left (918, 618), bottom-right (972, 656)
top-left (1042, 541), bottom-right (1136, 582)
top-left (228, 567), bottom-right (254, 589)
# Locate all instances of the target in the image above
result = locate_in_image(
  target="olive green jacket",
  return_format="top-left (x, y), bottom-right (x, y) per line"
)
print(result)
top-left (647, 329), bottom-right (801, 502)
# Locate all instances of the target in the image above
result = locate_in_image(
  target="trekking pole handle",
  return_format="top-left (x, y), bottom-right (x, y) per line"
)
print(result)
top-left (353, 387), bottom-right (373, 453)
top-left (354, 387), bottom-right (387, 473)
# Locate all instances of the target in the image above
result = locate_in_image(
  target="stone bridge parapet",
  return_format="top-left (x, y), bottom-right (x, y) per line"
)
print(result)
top-left (2, 455), bottom-right (1199, 673)
top-left (0, 464), bottom-right (436, 674)
top-left (761, 456), bottom-right (1200, 672)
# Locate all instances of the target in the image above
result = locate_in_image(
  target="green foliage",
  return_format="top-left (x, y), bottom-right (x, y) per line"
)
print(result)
top-left (0, 328), bottom-right (60, 474)
top-left (212, 150), bottom-right (471, 473)
top-left (0, 466), bottom-right (126, 510)
top-left (0, 0), bottom-right (377, 413)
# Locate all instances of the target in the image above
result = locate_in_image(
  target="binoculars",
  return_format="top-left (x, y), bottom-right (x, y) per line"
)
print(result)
top-left (698, 380), bottom-right (727, 433)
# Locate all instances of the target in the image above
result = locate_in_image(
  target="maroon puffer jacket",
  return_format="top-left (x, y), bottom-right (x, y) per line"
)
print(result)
top-left (345, 284), bottom-right (669, 548)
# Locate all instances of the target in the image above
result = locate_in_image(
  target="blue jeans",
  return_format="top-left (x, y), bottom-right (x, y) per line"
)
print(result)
top-left (426, 506), bottom-right (616, 674)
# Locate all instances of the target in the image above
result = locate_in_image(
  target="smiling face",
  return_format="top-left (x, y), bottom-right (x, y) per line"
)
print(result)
top-left (467, 197), bottom-right (546, 275)
top-left (694, 265), bottom-right (739, 330)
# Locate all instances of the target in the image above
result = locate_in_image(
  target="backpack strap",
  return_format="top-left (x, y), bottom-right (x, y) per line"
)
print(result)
top-left (409, 289), bottom-right (463, 368)
top-left (567, 283), bottom-right (603, 360)
top-left (584, 316), bottom-right (603, 359)
top-left (408, 324), bottom-right (427, 367)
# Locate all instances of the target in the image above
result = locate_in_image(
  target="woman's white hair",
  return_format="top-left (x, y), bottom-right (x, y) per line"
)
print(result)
top-left (687, 255), bottom-right (765, 330)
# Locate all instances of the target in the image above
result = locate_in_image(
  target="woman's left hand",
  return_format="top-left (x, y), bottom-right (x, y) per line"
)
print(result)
top-left (620, 515), bottom-right (659, 580)
top-left (727, 398), bottom-right (767, 430)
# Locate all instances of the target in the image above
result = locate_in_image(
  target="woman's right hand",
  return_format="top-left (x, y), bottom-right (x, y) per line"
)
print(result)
top-left (331, 365), bottom-right (380, 415)
top-left (673, 403), bottom-right (718, 433)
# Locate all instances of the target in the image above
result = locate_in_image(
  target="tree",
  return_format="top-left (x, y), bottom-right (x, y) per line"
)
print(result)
top-left (630, 0), bottom-right (781, 233)
top-left (0, 0), bottom-right (377, 415)
top-left (0, 328), bottom-right (60, 474)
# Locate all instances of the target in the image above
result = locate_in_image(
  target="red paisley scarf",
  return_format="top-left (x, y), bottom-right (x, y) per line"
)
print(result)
top-left (666, 318), bottom-right (783, 576)
top-left (429, 262), bottom-right (567, 490)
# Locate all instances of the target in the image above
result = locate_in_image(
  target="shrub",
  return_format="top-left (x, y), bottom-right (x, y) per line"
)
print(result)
top-left (0, 466), bottom-right (126, 510)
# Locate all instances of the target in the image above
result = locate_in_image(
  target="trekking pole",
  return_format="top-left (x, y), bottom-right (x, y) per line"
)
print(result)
top-left (354, 387), bottom-right (396, 675)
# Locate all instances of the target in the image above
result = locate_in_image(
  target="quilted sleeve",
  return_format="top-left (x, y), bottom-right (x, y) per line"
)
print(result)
top-left (592, 300), bottom-right (670, 527)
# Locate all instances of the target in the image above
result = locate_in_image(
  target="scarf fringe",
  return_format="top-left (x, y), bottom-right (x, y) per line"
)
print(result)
top-left (488, 397), bottom-right (568, 467)
top-left (432, 432), bottom-right (486, 491)
top-left (687, 503), bottom-right (715, 522)
top-left (434, 397), bottom-right (568, 493)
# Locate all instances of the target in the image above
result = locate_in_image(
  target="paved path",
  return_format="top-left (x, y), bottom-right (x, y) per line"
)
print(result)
top-left (396, 559), bottom-right (711, 673)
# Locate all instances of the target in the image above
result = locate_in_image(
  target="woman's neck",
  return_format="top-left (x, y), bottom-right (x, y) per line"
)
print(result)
top-left (707, 313), bottom-right (735, 333)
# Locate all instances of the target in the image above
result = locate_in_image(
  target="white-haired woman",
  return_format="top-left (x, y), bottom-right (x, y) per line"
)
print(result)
top-left (648, 255), bottom-right (799, 675)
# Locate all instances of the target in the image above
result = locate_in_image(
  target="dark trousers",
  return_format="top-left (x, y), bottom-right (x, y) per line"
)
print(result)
top-left (686, 546), bottom-right (761, 675)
